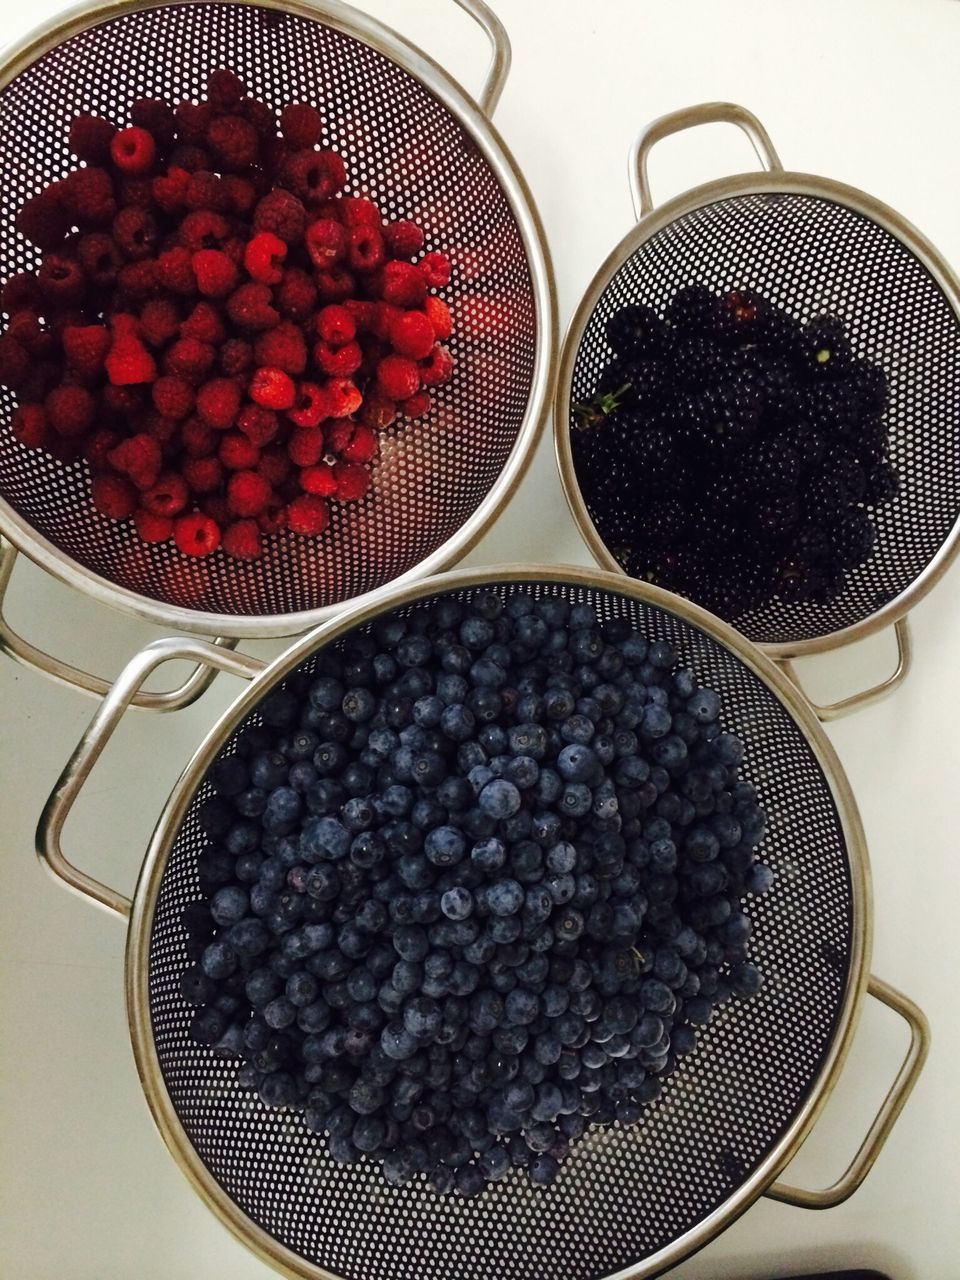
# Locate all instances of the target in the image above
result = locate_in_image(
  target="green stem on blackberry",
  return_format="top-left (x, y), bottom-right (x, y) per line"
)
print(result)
top-left (572, 382), bottom-right (632, 430)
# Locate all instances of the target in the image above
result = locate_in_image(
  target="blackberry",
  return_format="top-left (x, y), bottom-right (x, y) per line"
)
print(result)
top-left (665, 284), bottom-right (722, 338)
top-left (638, 498), bottom-right (685, 547)
top-left (799, 314), bottom-right (852, 380)
top-left (849, 358), bottom-right (889, 417)
top-left (670, 335), bottom-right (726, 391)
top-left (716, 288), bottom-right (768, 345)
top-left (830, 508), bottom-right (875, 570)
top-left (753, 490), bottom-right (799, 537)
top-left (794, 522), bottom-right (833, 563)
top-left (755, 307), bottom-right (803, 363)
top-left (825, 447), bottom-right (867, 504)
top-left (803, 472), bottom-right (847, 522)
top-left (864, 460), bottom-right (899, 506)
top-left (747, 439), bottom-right (801, 492)
top-left (631, 424), bottom-right (677, 486)
top-left (604, 304), bottom-right (671, 360)
top-left (572, 373), bottom-right (633, 430)
top-left (752, 358), bottom-right (802, 422)
top-left (804, 380), bottom-right (859, 434)
top-left (850, 416), bottom-right (889, 471)
top-left (773, 424), bottom-right (825, 470)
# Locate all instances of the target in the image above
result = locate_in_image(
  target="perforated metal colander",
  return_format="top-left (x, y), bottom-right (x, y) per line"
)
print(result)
top-left (556, 103), bottom-right (960, 717)
top-left (40, 565), bottom-right (927, 1280)
top-left (0, 0), bottom-right (554, 666)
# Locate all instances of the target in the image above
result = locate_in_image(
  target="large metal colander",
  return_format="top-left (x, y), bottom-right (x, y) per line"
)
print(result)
top-left (556, 103), bottom-right (960, 716)
top-left (0, 0), bottom-right (554, 667)
top-left (39, 564), bottom-right (927, 1280)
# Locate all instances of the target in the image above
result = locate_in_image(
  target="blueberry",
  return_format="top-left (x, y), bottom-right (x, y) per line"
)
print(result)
top-left (478, 779), bottom-right (522, 819)
top-left (528, 1152), bottom-right (560, 1187)
top-left (425, 826), bottom-right (466, 867)
top-left (486, 880), bottom-right (524, 917)
top-left (441, 887), bottom-right (474, 920)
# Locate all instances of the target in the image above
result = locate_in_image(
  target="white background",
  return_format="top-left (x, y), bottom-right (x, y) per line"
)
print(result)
top-left (1, 1), bottom-right (959, 1277)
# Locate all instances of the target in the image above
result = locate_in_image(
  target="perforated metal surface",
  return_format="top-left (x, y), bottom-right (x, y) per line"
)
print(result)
top-left (145, 575), bottom-right (856, 1280)
top-left (0, 2), bottom-right (542, 626)
top-left (567, 189), bottom-right (960, 646)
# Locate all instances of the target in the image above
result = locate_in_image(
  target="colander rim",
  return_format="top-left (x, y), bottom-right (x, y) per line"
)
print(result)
top-left (124, 562), bottom-right (872, 1280)
top-left (0, 0), bottom-right (558, 637)
top-left (553, 167), bottom-right (960, 660)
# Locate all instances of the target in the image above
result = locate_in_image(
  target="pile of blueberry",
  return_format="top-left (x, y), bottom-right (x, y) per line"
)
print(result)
top-left (180, 588), bottom-right (772, 1197)
top-left (572, 285), bottom-right (900, 620)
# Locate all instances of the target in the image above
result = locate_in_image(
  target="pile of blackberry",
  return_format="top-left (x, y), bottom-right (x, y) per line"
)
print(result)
top-left (180, 589), bottom-right (772, 1197)
top-left (572, 286), bottom-right (899, 619)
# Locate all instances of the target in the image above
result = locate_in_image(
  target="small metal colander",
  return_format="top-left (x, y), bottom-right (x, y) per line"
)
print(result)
top-left (39, 565), bottom-right (927, 1280)
top-left (0, 0), bottom-right (554, 671)
top-left (556, 103), bottom-right (960, 717)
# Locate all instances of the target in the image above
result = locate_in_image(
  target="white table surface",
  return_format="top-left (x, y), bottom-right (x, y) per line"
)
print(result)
top-left (1, 1), bottom-right (959, 1277)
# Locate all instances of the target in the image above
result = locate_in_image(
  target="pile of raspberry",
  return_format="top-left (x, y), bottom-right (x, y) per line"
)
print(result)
top-left (0, 70), bottom-right (454, 560)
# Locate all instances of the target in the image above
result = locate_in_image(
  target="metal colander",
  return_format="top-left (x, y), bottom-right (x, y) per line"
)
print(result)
top-left (556, 103), bottom-right (960, 713)
top-left (39, 565), bottom-right (927, 1280)
top-left (0, 0), bottom-right (554, 650)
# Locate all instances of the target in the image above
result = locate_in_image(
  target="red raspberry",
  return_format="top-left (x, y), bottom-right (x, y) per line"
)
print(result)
top-left (180, 212), bottom-right (231, 254)
top-left (239, 97), bottom-right (277, 138)
top-left (7, 311), bottom-right (43, 351)
top-left (196, 377), bottom-right (242, 429)
top-left (287, 493), bottom-right (330, 535)
top-left (61, 325), bottom-right (110, 378)
top-left (368, 303), bottom-right (401, 342)
top-left (420, 251), bottom-right (451, 288)
top-left (68, 113), bottom-right (117, 163)
top-left (223, 519), bottom-right (263, 560)
top-left (227, 469), bottom-right (272, 517)
top-left (15, 192), bottom-right (69, 249)
top-left (109, 433), bottom-right (162, 489)
top-left (399, 389), bottom-right (432, 418)
top-left (38, 256), bottom-right (86, 308)
top-left (106, 332), bottom-right (157, 386)
top-left (207, 115), bottom-right (259, 170)
top-left (343, 299), bottom-right (378, 333)
top-left (420, 344), bottom-right (454, 387)
top-left (324, 377), bottom-right (362, 419)
top-left (316, 304), bottom-right (356, 346)
top-left (139, 299), bottom-right (181, 348)
top-left (2, 272), bottom-right (42, 314)
top-left (250, 366), bottom-right (296, 409)
top-left (219, 432), bottom-right (261, 471)
top-left (359, 390), bottom-right (397, 431)
top-left (237, 404), bottom-right (280, 447)
top-left (102, 384), bottom-right (142, 415)
top-left (334, 421), bottom-right (378, 463)
top-left (83, 427), bottom-right (122, 469)
top-left (11, 403), bottom-right (49, 449)
top-left (254, 321), bottom-right (307, 375)
top-left (334, 461), bottom-right (372, 501)
top-left (130, 99), bottom-right (177, 151)
top-left (288, 427), bottom-right (326, 467)
top-left (201, 495), bottom-right (231, 526)
top-left (389, 310), bottom-right (435, 359)
top-left (16, 361), bottom-right (58, 400)
top-left (62, 167), bottom-right (116, 225)
top-left (175, 100), bottom-right (216, 144)
top-left (257, 504), bottom-right (287, 535)
top-left (287, 382), bottom-right (329, 429)
top-left (192, 249), bottom-right (239, 298)
top-left (142, 412), bottom-right (178, 447)
top-left (219, 338), bottom-right (253, 376)
top-left (110, 127), bottom-right (156, 175)
top-left (92, 473), bottom-right (137, 520)
top-left (113, 207), bottom-right (158, 260)
top-left (384, 220), bottom-right (425, 260)
top-left (206, 70), bottom-right (246, 109)
top-left (305, 218), bottom-right (347, 268)
top-left (180, 302), bottom-right (226, 345)
top-left (244, 231), bottom-right (287, 285)
top-left (314, 338), bottom-right (362, 377)
top-left (156, 247), bottom-right (196, 295)
top-left (425, 296), bottom-right (453, 341)
top-left (181, 416), bottom-right (218, 457)
top-left (226, 282), bottom-right (279, 331)
top-left (174, 511), bottom-right (221, 557)
top-left (257, 447), bottom-right (293, 489)
top-left (222, 174), bottom-right (257, 216)
top-left (279, 103), bottom-right (323, 147)
top-left (117, 176), bottom-right (154, 209)
top-left (185, 171), bottom-right (231, 213)
top-left (280, 149), bottom-right (347, 204)
top-left (276, 268), bottom-right (318, 321)
top-left (182, 456), bottom-right (223, 494)
top-left (152, 167), bottom-right (191, 213)
top-left (348, 225), bottom-right (385, 273)
top-left (340, 197), bottom-right (382, 230)
top-left (223, 235), bottom-right (246, 268)
top-left (315, 266), bottom-right (355, 303)
top-left (116, 260), bottom-right (159, 302)
top-left (253, 190), bottom-right (308, 244)
top-left (168, 144), bottom-right (211, 173)
top-left (377, 354), bottom-right (420, 401)
top-left (300, 463), bottom-right (338, 496)
top-left (133, 509), bottom-right (174, 543)
top-left (381, 261), bottom-right (428, 307)
top-left (165, 337), bottom-right (216, 381)
top-left (142, 472), bottom-right (189, 517)
top-left (152, 375), bottom-right (195, 420)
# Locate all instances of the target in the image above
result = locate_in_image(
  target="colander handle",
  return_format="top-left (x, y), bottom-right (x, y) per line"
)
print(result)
top-left (36, 636), bottom-right (266, 921)
top-left (0, 537), bottom-right (241, 711)
top-left (765, 975), bottom-right (930, 1209)
top-left (452, 0), bottom-right (511, 115)
top-left (630, 102), bottom-right (783, 219)
top-left (778, 618), bottom-right (912, 721)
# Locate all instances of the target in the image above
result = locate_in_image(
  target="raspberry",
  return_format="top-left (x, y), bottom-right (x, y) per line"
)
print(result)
top-left (223, 519), bottom-right (263, 560)
top-left (200, 495), bottom-right (231, 526)
top-left (340, 197), bottom-right (382, 230)
top-left (65, 167), bottom-right (117, 223)
top-left (11, 403), bottom-right (49, 449)
top-left (239, 97), bottom-right (277, 138)
top-left (180, 212), bottom-right (231, 254)
top-left (381, 261), bottom-right (428, 307)
top-left (2, 272), bottom-right (42, 314)
top-left (334, 461), bottom-right (372, 501)
top-left (227, 469), bottom-right (272, 517)
top-left (420, 251), bottom-right (451, 288)
top-left (175, 100), bottom-right (216, 144)
top-left (237, 404), bottom-right (280, 447)
top-left (152, 375), bottom-right (195, 420)
top-left (110, 126), bottom-right (156, 175)
top-left (276, 268), bottom-right (317, 321)
top-left (185, 171), bottom-right (231, 213)
top-left (279, 103), bottom-right (323, 147)
top-left (288, 381), bottom-right (329, 429)
top-left (425, 296), bottom-right (453, 342)
top-left (62, 324), bottom-right (111, 378)
top-left (116, 260), bottom-right (159, 301)
top-left (384, 220), bottom-right (424, 260)
top-left (226, 282), bottom-right (279, 331)
top-left (398, 389), bottom-right (432, 418)
top-left (343, 299), bottom-right (379, 334)
top-left (182, 456), bottom-right (223, 494)
top-left (142, 471), bottom-right (189, 517)
top-left (315, 266), bottom-right (355, 303)
top-left (377, 354), bottom-right (420, 401)
top-left (130, 98), bottom-right (177, 151)
top-left (219, 432), bottom-right (261, 471)
top-left (315, 338), bottom-right (362, 377)
top-left (420, 344), bottom-right (454, 387)
top-left (220, 338), bottom-right (253, 376)
top-left (196, 377), bottom-right (242, 429)
top-left (254, 321), bottom-right (308, 375)
top-left (140, 299), bottom-right (181, 348)
top-left (287, 493), bottom-right (330, 535)
top-left (316, 304), bottom-right (356, 346)
top-left (359, 389), bottom-right (397, 431)
top-left (133, 509), bottom-right (174, 543)
top-left (7, 311), bottom-right (43, 351)
top-left (102, 384), bottom-right (142, 415)
top-left (68, 113), bottom-right (117, 163)
top-left (38, 255), bottom-right (86, 308)
top-left (92, 473), bottom-right (137, 520)
top-left (244, 231), bottom-right (287, 284)
top-left (250, 366), bottom-right (296, 409)
top-left (207, 70), bottom-right (246, 109)
top-left (254, 190), bottom-right (308, 244)
top-left (222, 174), bottom-right (257, 216)
top-left (348, 225), bottom-right (385, 273)
top-left (181, 416), bottom-right (218, 457)
top-left (280, 149), bottom-right (347, 204)
top-left (257, 504), bottom-right (287, 535)
top-left (142, 412), bottom-right (178, 446)
top-left (288, 427), bottom-right (326, 466)
top-left (305, 218), bottom-right (347, 268)
top-left (152, 167), bottom-right (191, 213)
top-left (117, 176), bottom-right (154, 210)
top-left (168, 144), bottom-right (210, 173)
top-left (15, 192), bottom-right (69, 249)
top-left (335, 421), bottom-right (378, 463)
top-left (192, 249), bottom-right (240, 298)
top-left (207, 114), bottom-right (259, 170)
top-left (165, 337), bottom-right (216, 380)
top-left (83, 427), bottom-right (122, 469)
top-left (324, 377), bottom-right (362, 419)
top-left (174, 511), bottom-right (221, 557)
top-left (181, 302), bottom-right (226, 346)
top-left (257, 447), bottom-right (293, 489)
top-left (109, 433), bottom-right (162, 488)
top-left (389, 310), bottom-right (435, 359)
top-left (112, 207), bottom-right (158, 260)
top-left (106, 332), bottom-right (157, 385)
top-left (156, 247), bottom-right (196, 295)
top-left (369, 303), bottom-right (402, 342)
top-left (300, 463), bottom-right (338, 495)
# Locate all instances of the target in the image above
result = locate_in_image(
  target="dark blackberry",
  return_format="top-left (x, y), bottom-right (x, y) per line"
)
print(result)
top-left (794, 522), bottom-right (832, 563)
top-left (803, 472), bottom-right (847, 522)
top-left (665, 285), bottom-right (722, 338)
top-left (623, 358), bottom-right (670, 408)
top-left (798, 314), bottom-right (852, 380)
top-left (604, 304), bottom-right (671, 360)
top-left (747, 439), bottom-right (802, 492)
top-left (572, 373), bottom-right (633, 430)
top-left (773, 423), bottom-right (825, 470)
top-left (752, 358), bottom-right (802, 423)
top-left (631, 424), bottom-right (678, 486)
top-left (849, 358), bottom-right (889, 417)
top-left (825, 447), bottom-right (867, 504)
top-left (830, 508), bottom-right (876, 570)
top-left (711, 551), bottom-right (777, 620)
top-left (670, 334), bottom-right (726, 391)
top-left (639, 497), bottom-right (685, 547)
top-left (864, 460), bottom-right (899, 506)
top-left (804, 379), bottom-right (859, 433)
top-left (755, 308), bottom-right (803, 363)
top-left (753, 490), bottom-right (800, 537)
